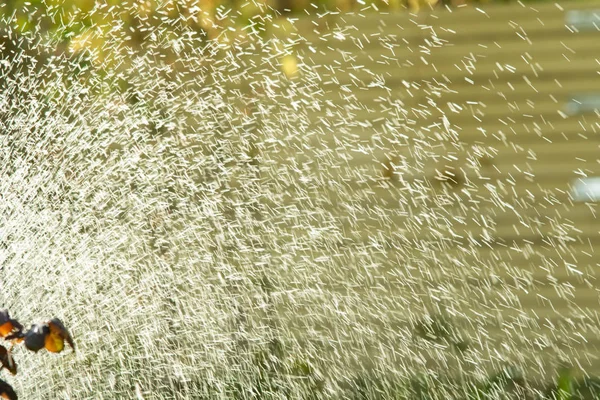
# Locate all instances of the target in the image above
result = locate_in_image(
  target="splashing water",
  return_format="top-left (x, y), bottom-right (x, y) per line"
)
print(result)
top-left (0, 1), bottom-right (597, 398)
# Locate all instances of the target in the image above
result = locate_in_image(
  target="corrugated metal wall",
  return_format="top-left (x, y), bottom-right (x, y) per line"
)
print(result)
top-left (239, 2), bottom-right (600, 379)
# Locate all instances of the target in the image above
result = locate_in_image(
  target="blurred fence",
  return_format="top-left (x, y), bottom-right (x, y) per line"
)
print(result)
top-left (250, 1), bottom-right (600, 378)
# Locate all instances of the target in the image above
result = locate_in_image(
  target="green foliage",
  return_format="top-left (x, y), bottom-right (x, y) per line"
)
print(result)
top-left (556, 367), bottom-right (574, 400)
top-left (545, 367), bottom-right (575, 400)
top-left (414, 313), bottom-right (470, 353)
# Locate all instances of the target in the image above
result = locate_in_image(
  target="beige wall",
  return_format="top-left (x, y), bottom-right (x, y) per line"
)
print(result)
top-left (251, 1), bottom-right (600, 380)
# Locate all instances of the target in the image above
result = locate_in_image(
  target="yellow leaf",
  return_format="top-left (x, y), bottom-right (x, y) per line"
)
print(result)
top-left (44, 332), bottom-right (64, 353)
top-left (281, 54), bottom-right (298, 79)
